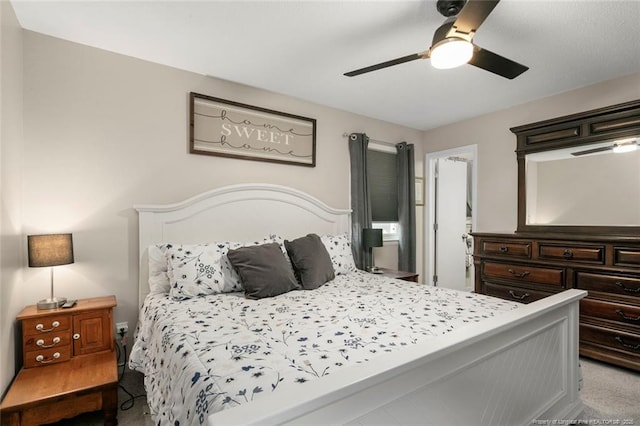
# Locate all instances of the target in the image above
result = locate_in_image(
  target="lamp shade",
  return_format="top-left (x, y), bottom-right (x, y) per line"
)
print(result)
top-left (28, 234), bottom-right (74, 267)
top-left (362, 228), bottom-right (383, 249)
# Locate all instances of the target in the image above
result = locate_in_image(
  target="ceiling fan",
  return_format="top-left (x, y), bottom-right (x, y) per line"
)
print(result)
top-left (344, 0), bottom-right (528, 79)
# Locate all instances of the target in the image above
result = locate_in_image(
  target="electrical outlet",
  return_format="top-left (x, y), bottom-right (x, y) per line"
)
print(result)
top-left (115, 321), bottom-right (128, 335)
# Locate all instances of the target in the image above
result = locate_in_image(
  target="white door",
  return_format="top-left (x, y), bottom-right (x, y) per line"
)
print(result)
top-left (434, 158), bottom-right (467, 290)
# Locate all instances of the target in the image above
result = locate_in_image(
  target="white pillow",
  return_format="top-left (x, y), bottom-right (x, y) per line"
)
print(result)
top-left (166, 235), bottom-right (285, 300)
top-left (320, 233), bottom-right (357, 275)
top-left (166, 242), bottom-right (234, 300)
top-left (148, 244), bottom-right (171, 294)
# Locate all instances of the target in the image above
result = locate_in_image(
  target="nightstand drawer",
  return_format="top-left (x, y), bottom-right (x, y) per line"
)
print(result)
top-left (22, 315), bottom-right (71, 336)
top-left (24, 332), bottom-right (72, 352)
top-left (481, 240), bottom-right (531, 258)
top-left (483, 261), bottom-right (564, 287)
top-left (538, 243), bottom-right (604, 264)
top-left (24, 345), bottom-right (72, 368)
top-left (576, 272), bottom-right (640, 300)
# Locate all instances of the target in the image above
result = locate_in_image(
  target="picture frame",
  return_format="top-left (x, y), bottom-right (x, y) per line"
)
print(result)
top-left (415, 176), bottom-right (424, 206)
top-left (190, 92), bottom-right (316, 167)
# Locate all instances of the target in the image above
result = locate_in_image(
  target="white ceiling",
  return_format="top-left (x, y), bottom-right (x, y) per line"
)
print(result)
top-left (10, 0), bottom-right (640, 130)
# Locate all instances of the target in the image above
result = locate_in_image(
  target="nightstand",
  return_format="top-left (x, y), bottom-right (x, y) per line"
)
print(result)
top-left (376, 268), bottom-right (419, 282)
top-left (0, 296), bottom-right (118, 426)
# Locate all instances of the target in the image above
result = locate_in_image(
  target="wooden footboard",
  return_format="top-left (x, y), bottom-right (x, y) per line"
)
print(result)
top-left (211, 289), bottom-right (586, 425)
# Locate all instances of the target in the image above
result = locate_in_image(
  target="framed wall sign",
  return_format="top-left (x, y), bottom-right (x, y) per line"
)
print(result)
top-left (190, 92), bottom-right (316, 167)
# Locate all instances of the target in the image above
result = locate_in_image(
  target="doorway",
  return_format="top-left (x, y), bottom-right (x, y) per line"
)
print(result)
top-left (424, 145), bottom-right (477, 291)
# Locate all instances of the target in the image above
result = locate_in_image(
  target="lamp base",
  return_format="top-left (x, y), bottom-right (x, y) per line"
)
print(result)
top-left (37, 297), bottom-right (67, 310)
top-left (367, 266), bottom-right (383, 274)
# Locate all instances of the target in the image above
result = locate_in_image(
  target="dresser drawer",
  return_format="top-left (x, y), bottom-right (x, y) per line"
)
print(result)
top-left (481, 240), bottom-right (531, 258)
top-left (24, 331), bottom-right (72, 352)
top-left (614, 247), bottom-right (640, 267)
top-left (482, 261), bottom-right (564, 287)
top-left (580, 323), bottom-right (640, 356)
top-left (24, 345), bottom-right (72, 368)
top-left (538, 243), bottom-right (604, 264)
top-left (576, 272), bottom-right (640, 300)
top-left (22, 315), bottom-right (71, 336)
top-left (580, 298), bottom-right (640, 328)
top-left (484, 282), bottom-right (553, 304)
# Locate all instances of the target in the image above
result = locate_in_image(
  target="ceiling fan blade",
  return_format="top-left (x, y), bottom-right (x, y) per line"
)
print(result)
top-left (468, 46), bottom-right (528, 79)
top-left (571, 146), bottom-right (613, 156)
top-left (452, 0), bottom-right (500, 35)
top-left (344, 52), bottom-right (424, 77)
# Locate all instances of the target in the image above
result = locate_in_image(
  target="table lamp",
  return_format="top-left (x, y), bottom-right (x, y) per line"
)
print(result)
top-left (362, 228), bottom-right (383, 273)
top-left (27, 233), bottom-right (74, 310)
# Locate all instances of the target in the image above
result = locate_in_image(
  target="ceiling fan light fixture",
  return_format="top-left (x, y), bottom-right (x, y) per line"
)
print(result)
top-left (430, 37), bottom-right (473, 69)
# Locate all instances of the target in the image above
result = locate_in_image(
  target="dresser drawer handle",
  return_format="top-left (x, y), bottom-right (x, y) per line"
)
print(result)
top-left (563, 249), bottom-right (573, 259)
top-left (615, 281), bottom-right (640, 293)
top-left (507, 269), bottom-right (530, 278)
top-left (614, 337), bottom-right (640, 351)
top-left (615, 310), bottom-right (640, 322)
top-left (36, 337), bottom-right (61, 348)
top-left (509, 290), bottom-right (530, 300)
top-left (499, 246), bottom-right (509, 253)
top-left (35, 321), bottom-right (60, 332)
top-left (35, 352), bottom-right (61, 364)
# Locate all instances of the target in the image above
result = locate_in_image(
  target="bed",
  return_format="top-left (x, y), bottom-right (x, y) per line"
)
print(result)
top-left (131, 183), bottom-right (586, 425)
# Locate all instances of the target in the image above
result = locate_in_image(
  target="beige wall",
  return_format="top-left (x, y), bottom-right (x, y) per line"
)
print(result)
top-left (422, 72), bottom-right (640, 234)
top-left (1, 0), bottom-right (25, 395)
top-left (13, 29), bottom-right (423, 389)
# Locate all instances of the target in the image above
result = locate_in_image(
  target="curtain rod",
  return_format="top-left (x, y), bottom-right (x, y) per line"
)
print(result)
top-left (341, 132), bottom-right (397, 147)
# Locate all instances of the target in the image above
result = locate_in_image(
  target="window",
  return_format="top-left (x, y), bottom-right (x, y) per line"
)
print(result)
top-left (372, 222), bottom-right (399, 241)
top-left (367, 148), bottom-right (399, 240)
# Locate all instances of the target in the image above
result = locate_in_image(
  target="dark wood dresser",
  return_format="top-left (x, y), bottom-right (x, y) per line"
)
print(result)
top-left (473, 233), bottom-right (640, 371)
top-left (472, 99), bottom-right (640, 371)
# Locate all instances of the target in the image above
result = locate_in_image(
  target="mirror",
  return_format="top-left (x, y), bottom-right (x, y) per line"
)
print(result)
top-left (525, 138), bottom-right (640, 226)
top-left (513, 99), bottom-right (640, 235)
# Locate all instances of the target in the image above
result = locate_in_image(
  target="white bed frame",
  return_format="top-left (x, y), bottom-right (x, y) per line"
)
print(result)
top-left (135, 183), bottom-right (586, 426)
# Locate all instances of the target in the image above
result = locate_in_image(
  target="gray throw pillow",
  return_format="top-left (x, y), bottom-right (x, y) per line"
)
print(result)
top-left (284, 233), bottom-right (335, 290)
top-left (227, 242), bottom-right (300, 299)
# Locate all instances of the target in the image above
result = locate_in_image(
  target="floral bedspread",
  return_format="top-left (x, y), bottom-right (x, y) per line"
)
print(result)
top-left (129, 271), bottom-right (519, 425)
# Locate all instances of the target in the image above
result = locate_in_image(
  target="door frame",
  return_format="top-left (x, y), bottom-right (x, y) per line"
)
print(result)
top-left (424, 144), bottom-right (478, 288)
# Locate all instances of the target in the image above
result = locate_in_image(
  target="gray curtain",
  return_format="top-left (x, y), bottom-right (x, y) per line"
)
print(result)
top-left (396, 142), bottom-right (416, 272)
top-left (349, 133), bottom-right (372, 270)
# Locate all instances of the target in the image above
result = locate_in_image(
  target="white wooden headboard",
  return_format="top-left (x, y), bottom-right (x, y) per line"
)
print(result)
top-left (134, 183), bottom-right (351, 306)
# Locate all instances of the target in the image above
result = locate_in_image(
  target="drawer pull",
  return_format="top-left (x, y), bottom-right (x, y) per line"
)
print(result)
top-left (615, 310), bottom-right (640, 322)
top-left (615, 281), bottom-right (640, 293)
top-left (614, 337), bottom-right (640, 351)
top-left (35, 321), bottom-right (60, 332)
top-left (509, 290), bottom-right (530, 300)
top-left (36, 337), bottom-right (61, 348)
top-left (73, 333), bottom-right (81, 340)
top-left (563, 249), bottom-right (573, 259)
top-left (499, 246), bottom-right (509, 253)
top-left (35, 352), bottom-right (61, 364)
top-left (507, 269), bottom-right (530, 278)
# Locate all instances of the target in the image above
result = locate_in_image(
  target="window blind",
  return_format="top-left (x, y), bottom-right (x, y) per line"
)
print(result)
top-left (367, 149), bottom-right (398, 222)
